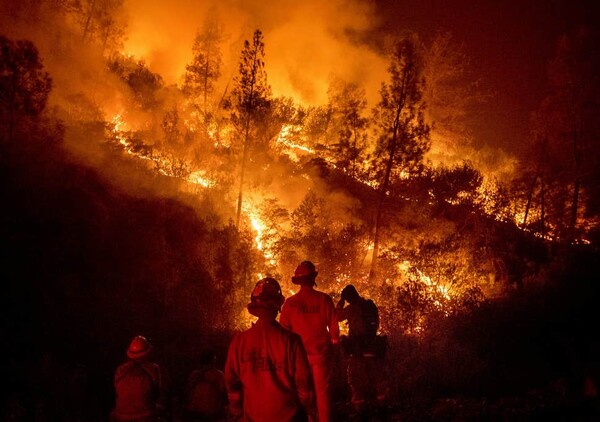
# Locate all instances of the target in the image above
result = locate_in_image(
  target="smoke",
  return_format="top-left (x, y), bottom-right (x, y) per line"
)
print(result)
top-left (123, 0), bottom-right (387, 105)
top-left (0, 0), bottom-right (519, 194)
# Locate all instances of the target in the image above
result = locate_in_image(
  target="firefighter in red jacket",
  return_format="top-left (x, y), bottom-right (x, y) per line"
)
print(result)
top-left (184, 350), bottom-right (227, 421)
top-left (280, 261), bottom-right (339, 422)
top-left (336, 285), bottom-right (388, 418)
top-left (225, 277), bottom-right (317, 421)
top-left (113, 335), bottom-right (163, 422)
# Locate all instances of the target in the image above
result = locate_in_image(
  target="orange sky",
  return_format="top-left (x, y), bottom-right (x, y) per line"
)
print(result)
top-left (123, 0), bottom-right (387, 106)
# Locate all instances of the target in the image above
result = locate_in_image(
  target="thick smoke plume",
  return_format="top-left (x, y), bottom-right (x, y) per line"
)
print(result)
top-left (124, 0), bottom-right (387, 105)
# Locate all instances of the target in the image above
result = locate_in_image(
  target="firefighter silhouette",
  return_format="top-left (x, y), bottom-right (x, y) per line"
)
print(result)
top-left (183, 349), bottom-right (227, 421)
top-left (337, 285), bottom-right (388, 418)
top-left (224, 277), bottom-right (317, 421)
top-left (280, 261), bottom-right (340, 422)
top-left (112, 335), bottom-right (163, 422)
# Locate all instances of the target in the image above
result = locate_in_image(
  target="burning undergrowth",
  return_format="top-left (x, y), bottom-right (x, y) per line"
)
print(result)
top-left (2, 2), bottom-right (600, 417)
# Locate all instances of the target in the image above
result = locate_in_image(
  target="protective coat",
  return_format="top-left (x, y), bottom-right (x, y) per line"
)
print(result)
top-left (280, 286), bottom-right (339, 422)
top-left (225, 318), bottom-right (316, 421)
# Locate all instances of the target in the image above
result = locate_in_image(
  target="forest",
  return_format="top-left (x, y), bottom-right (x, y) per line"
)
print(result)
top-left (1, 0), bottom-right (599, 420)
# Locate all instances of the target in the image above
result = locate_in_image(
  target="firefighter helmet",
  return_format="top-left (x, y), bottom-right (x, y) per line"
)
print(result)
top-left (127, 335), bottom-right (152, 360)
top-left (291, 261), bottom-right (318, 285)
top-left (247, 277), bottom-right (285, 315)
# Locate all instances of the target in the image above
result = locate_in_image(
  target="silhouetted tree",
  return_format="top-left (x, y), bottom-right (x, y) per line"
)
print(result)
top-left (430, 162), bottom-right (483, 206)
top-left (326, 78), bottom-right (369, 177)
top-left (0, 36), bottom-right (52, 142)
top-left (422, 32), bottom-right (484, 164)
top-left (524, 27), bottom-right (600, 242)
top-left (183, 10), bottom-right (224, 115)
top-left (230, 29), bottom-right (271, 228)
top-left (108, 55), bottom-right (164, 110)
top-left (369, 36), bottom-right (430, 280)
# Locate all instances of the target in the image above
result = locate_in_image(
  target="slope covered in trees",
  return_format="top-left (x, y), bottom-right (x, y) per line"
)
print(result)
top-left (1, 16), bottom-right (599, 419)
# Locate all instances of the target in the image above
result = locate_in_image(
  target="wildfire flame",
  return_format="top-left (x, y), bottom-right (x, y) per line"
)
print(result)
top-left (275, 124), bottom-right (314, 162)
top-left (107, 111), bottom-right (531, 334)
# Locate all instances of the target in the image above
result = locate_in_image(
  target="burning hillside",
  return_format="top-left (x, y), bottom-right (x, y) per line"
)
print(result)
top-left (1, 0), bottom-right (600, 419)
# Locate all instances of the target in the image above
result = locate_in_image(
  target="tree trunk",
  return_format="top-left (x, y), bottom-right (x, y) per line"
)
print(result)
top-left (568, 120), bottom-right (581, 243)
top-left (82, 0), bottom-right (96, 42)
top-left (522, 161), bottom-right (541, 227)
top-left (236, 116), bottom-right (251, 228)
top-left (369, 113), bottom-right (401, 282)
top-left (203, 51), bottom-right (210, 115)
top-left (540, 178), bottom-right (546, 239)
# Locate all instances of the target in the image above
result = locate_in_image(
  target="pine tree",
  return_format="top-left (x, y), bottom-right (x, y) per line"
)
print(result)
top-left (231, 29), bottom-right (271, 228)
top-left (183, 12), bottom-right (224, 115)
top-left (0, 36), bottom-right (52, 142)
top-left (369, 36), bottom-right (430, 281)
top-left (327, 78), bottom-right (369, 177)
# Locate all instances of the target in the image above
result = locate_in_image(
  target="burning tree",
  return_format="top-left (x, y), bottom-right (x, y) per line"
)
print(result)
top-left (230, 29), bottom-right (272, 228)
top-left (369, 36), bottom-right (431, 281)
top-left (183, 10), bottom-right (224, 118)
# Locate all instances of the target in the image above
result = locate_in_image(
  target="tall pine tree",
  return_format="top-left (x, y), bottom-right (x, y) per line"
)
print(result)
top-left (369, 36), bottom-right (430, 280)
top-left (231, 29), bottom-right (271, 228)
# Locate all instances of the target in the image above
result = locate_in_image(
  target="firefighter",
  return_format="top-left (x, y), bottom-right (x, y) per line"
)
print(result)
top-left (225, 277), bottom-right (317, 421)
top-left (280, 261), bottom-right (339, 422)
top-left (112, 335), bottom-right (163, 422)
top-left (183, 350), bottom-right (227, 421)
top-left (336, 285), bottom-right (388, 418)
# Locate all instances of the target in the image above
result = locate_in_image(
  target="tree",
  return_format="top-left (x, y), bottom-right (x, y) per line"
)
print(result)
top-left (231, 29), bottom-right (271, 228)
top-left (326, 78), bottom-right (369, 177)
top-left (183, 11), bottom-right (224, 115)
top-left (422, 32), bottom-right (483, 165)
top-left (523, 27), bottom-right (600, 243)
top-left (66, 0), bottom-right (126, 52)
top-left (369, 36), bottom-right (431, 280)
top-left (108, 55), bottom-right (164, 110)
top-left (0, 36), bottom-right (52, 142)
top-left (161, 106), bottom-right (181, 147)
top-left (430, 162), bottom-right (483, 206)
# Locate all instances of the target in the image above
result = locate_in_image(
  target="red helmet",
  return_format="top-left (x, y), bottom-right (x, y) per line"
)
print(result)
top-left (127, 335), bottom-right (152, 359)
top-left (247, 277), bottom-right (285, 316)
top-left (291, 261), bottom-right (318, 285)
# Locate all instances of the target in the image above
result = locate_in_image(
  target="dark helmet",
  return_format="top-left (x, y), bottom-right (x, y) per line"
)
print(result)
top-left (127, 335), bottom-right (152, 360)
top-left (341, 285), bottom-right (360, 302)
top-left (291, 261), bottom-right (318, 285)
top-left (247, 277), bottom-right (285, 316)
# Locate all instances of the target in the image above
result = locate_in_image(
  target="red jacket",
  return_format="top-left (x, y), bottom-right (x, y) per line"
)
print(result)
top-left (280, 286), bottom-right (340, 358)
top-left (185, 366), bottom-right (227, 417)
top-left (113, 360), bottom-right (161, 420)
top-left (225, 318), bottom-right (316, 421)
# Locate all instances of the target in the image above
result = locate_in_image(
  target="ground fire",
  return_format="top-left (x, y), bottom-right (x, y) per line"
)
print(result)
top-left (1, 0), bottom-right (599, 420)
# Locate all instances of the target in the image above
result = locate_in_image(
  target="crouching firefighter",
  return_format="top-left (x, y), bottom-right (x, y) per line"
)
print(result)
top-left (225, 277), bottom-right (317, 421)
top-left (336, 285), bottom-right (388, 418)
